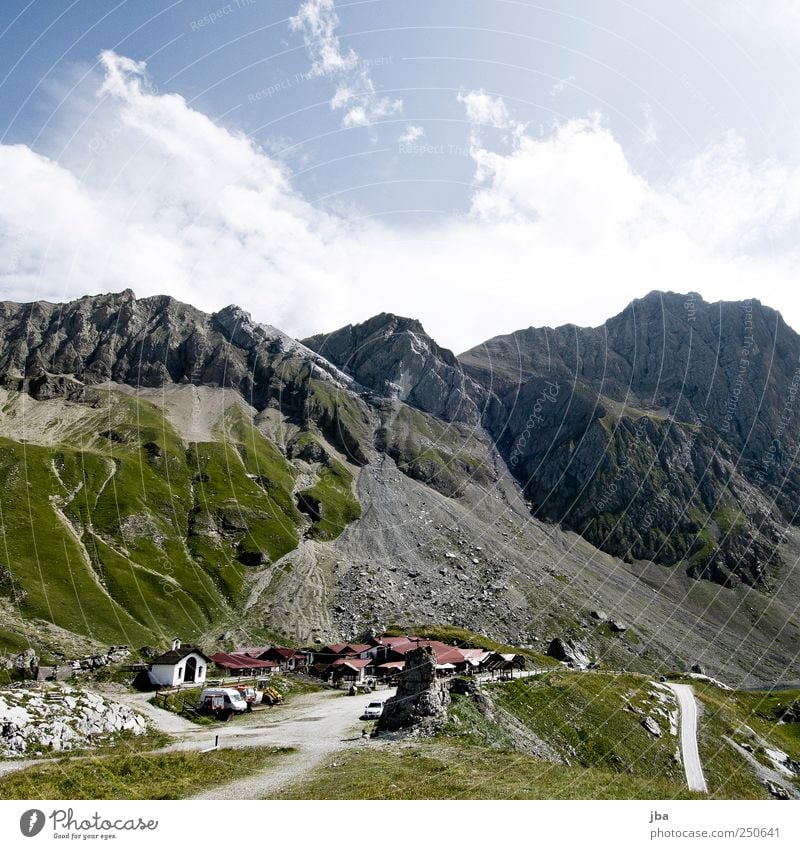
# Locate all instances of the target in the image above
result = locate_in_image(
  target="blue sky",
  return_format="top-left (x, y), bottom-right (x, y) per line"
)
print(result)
top-left (2, 1), bottom-right (800, 351)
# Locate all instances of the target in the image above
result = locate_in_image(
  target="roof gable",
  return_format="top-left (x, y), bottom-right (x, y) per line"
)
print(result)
top-left (150, 646), bottom-right (210, 665)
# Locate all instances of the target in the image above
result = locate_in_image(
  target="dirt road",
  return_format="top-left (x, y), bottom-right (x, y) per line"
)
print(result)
top-left (111, 686), bottom-right (395, 799)
top-left (666, 683), bottom-right (708, 794)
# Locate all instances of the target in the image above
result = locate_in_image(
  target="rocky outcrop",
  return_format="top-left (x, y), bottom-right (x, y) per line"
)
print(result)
top-left (377, 646), bottom-right (451, 733)
top-left (0, 686), bottom-right (147, 756)
top-left (1, 649), bottom-right (40, 679)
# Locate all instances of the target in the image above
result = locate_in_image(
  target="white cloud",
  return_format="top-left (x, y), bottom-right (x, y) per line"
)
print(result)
top-left (458, 90), bottom-right (519, 132)
top-left (458, 90), bottom-right (526, 155)
top-left (290, 0), bottom-right (401, 128)
top-left (289, 0), bottom-right (357, 77)
top-left (398, 125), bottom-right (425, 144)
top-left (2, 52), bottom-right (800, 356)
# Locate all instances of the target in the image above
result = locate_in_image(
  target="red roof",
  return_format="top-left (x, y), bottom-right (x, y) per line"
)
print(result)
top-left (381, 636), bottom-right (415, 648)
top-left (342, 643), bottom-right (371, 654)
top-left (270, 647), bottom-right (302, 659)
top-left (331, 657), bottom-right (373, 670)
top-left (319, 643), bottom-right (348, 654)
top-left (376, 635), bottom-right (468, 663)
top-left (237, 646), bottom-right (271, 658)
top-left (209, 652), bottom-right (278, 671)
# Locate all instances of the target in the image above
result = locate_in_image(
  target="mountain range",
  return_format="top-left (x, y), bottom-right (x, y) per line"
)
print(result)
top-left (0, 289), bottom-right (798, 685)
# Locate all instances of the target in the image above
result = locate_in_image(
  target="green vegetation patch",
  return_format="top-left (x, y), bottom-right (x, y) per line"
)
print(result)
top-left (0, 746), bottom-right (293, 800)
top-left (488, 672), bottom-right (684, 783)
top-left (693, 682), bottom-right (800, 799)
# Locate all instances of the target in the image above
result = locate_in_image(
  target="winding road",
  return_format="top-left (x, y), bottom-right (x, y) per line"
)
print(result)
top-left (666, 683), bottom-right (708, 794)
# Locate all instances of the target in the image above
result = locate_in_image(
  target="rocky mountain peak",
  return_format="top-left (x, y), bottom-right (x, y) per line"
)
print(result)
top-left (303, 312), bottom-right (483, 423)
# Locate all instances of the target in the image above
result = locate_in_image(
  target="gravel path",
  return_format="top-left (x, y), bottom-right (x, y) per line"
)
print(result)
top-left (666, 683), bottom-right (708, 794)
top-left (191, 688), bottom-right (395, 799)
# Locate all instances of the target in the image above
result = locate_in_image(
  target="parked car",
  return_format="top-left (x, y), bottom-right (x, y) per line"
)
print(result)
top-left (361, 700), bottom-right (384, 720)
top-left (198, 687), bottom-right (249, 719)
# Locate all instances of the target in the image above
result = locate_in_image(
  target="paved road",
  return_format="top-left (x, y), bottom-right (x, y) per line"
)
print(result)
top-left (666, 683), bottom-right (708, 794)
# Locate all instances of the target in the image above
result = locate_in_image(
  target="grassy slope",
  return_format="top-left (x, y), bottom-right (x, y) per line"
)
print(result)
top-left (278, 744), bottom-right (696, 800)
top-left (281, 673), bottom-right (784, 800)
top-left (0, 746), bottom-right (293, 800)
top-left (693, 682), bottom-right (800, 799)
top-left (475, 672), bottom-right (685, 782)
top-left (0, 390), bottom-right (362, 654)
top-left (381, 405), bottom-right (494, 497)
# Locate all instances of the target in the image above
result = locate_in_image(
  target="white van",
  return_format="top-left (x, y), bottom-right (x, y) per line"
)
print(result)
top-left (198, 687), bottom-right (248, 713)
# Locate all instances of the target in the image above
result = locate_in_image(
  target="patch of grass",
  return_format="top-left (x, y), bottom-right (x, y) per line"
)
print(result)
top-left (277, 743), bottom-right (696, 800)
top-left (149, 687), bottom-right (212, 724)
top-left (17, 728), bottom-right (174, 763)
top-left (298, 456), bottom-right (361, 541)
top-left (0, 746), bottom-right (294, 800)
top-left (266, 675), bottom-right (325, 699)
top-left (187, 437), bottom-right (301, 574)
top-left (442, 692), bottom-right (517, 749)
top-left (715, 505), bottom-right (747, 537)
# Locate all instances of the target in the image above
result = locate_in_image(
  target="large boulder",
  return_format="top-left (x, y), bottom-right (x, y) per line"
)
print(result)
top-left (547, 637), bottom-right (592, 669)
top-left (378, 646), bottom-right (451, 733)
top-left (11, 649), bottom-right (39, 679)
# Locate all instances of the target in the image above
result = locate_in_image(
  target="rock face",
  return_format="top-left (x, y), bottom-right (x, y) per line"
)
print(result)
top-left (0, 291), bottom-right (371, 464)
top-left (378, 647), bottom-right (451, 733)
top-left (0, 686), bottom-right (147, 756)
top-left (461, 291), bottom-right (800, 587)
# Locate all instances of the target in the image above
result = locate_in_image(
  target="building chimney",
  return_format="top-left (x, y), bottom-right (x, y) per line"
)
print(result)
top-left (172, 638), bottom-right (181, 651)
